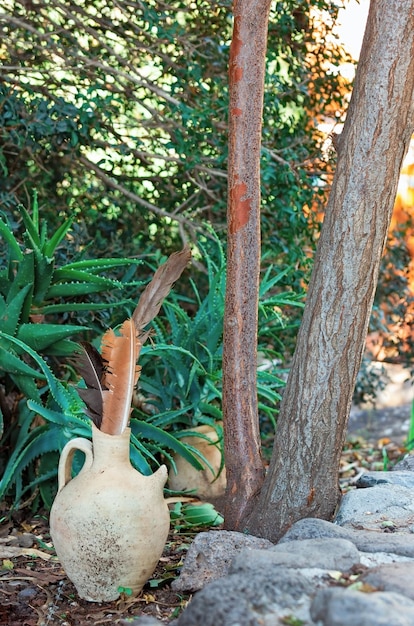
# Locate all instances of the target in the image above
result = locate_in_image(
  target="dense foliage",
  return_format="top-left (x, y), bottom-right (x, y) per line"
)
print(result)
top-left (0, 0), bottom-right (351, 279)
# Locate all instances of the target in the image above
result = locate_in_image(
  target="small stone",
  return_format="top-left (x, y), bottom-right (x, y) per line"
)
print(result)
top-left (175, 568), bottom-right (315, 626)
top-left (392, 455), bottom-right (414, 471)
top-left (17, 533), bottom-right (36, 548)
top-left (280, 517), bottom-right (414, 558)
top-left (17, 586), bottom-right (38, 601)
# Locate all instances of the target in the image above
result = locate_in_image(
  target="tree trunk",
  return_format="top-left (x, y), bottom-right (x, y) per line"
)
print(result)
top-left (246, 0), bottom-right (414, 541)
top-left (222, 0), bottom-right (271, 529)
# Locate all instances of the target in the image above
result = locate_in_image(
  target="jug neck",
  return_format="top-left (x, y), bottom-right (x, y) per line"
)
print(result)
top-left (91, 423), bottom-right (132, 469)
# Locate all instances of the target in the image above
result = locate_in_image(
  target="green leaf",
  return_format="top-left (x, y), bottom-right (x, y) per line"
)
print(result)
top-left (64, 258), bottom-right (142, 272)
top-left (17, 323), bottom-right (89, 351)
top-left (131, 419), bottom-right (205, 471)
top-left (6, 252), bottom-right (35, 320)
top-left (32, 256), bottom-right (55, 306)
top-left (18, 202), bottom-right (41, 250)
top-left (0, 424), bottom-right (69, 505)
top-left (46, 281), bottom-right (121, 298)
top-left (0, 219), bottom-right (23, 261)
top-left (43, 217), bottom-right (74, 258)
top-left (41, 338), bottom-right (80, 356)
top-left (1, 284), bottom-right (32, 335)
top-left (0, 344), bottom-right (45, 378)
top-left (9, 374), bottom-right (42, 404)
top-left (128, 434), bottom-right (154, 475)
top-left (0, 331), bottom-right (80, 412)
top-left (38, 299), bottom-right (133, 315)
top-left (171, 502), bottom-right (223, 528)
top-left (27, 400), bottom-right (90, 432)
top-left (52, 268), bottom-right (123, 285)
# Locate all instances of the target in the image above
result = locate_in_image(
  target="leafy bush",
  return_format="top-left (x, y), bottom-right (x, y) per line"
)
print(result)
top-left (0, 1), bottom-right (350, 277)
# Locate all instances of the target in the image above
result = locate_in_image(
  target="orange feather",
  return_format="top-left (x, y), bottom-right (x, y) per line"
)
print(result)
top-left (100, 319), bottom-right (142, 435)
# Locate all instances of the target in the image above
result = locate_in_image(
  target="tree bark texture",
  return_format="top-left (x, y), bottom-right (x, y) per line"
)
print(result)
top-left (222, 0), bottom-right (272, 530)
top-left (246, 0), bottom-right (414, 541)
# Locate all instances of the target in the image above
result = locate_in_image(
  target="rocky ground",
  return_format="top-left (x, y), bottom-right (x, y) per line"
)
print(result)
top-left (1, 391), bottom-right (413, 625)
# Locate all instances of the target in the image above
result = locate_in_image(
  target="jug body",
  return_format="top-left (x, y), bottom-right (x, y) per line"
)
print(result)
top-left (50, 424), bottom-right (169, 602)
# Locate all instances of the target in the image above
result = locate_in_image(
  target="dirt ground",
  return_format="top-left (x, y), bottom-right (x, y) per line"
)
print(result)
top-left (0, 414), bottom-right (410, 626)
top-left (0, 517), bottom-right (193, 625)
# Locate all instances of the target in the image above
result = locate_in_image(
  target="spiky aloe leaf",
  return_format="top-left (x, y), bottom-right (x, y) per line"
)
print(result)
top-left (0, 345), bottom-right (45, 379)
top-left (0, 285), bottom-right (32, 336)
top-left (17, 323), bottom-right (89, 351)
top-left (0, 331), bottom-right (84, 414)
top-left (131, 419), bottom-right (205, 472)
top-left (0, 424), bottom-right (63, 504)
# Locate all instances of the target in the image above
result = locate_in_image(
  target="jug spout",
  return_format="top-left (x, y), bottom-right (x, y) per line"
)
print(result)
top-left (151, 464), bottom-right (168, 488)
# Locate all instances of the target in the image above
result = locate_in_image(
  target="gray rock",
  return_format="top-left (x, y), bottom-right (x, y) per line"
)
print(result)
top-left (356, 471), bottom-right (414, 490)
top-left (361, 562), bottom-right (414, 599)
top-left (392, 454), bottom-right (414, 471)
top-left (17, 587), bottom-right (38, 601)
top-left (17, 532), bottom-right (36, 548)
top-left (335, 484), bottom-right (414, 529)
top-left (171, 530), bottom-right (273, 592)
top-left (175, 568), bottom-right (317, 626)
top-left (359, 551), bottom-right (414, 568)
top-left (279, 517), bottom-right (414, 558)
top-left (310, 588), bottom-right (414, 626)
top-left (230, 537), bottom-right (360, 573)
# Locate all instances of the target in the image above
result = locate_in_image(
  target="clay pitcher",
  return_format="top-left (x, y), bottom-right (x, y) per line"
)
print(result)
top-left (50, 424), bottom-right (170, 602)
top-left (168, 424), bottom-right (226, 499)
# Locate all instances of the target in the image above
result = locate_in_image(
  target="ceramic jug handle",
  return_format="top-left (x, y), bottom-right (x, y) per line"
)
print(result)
top-left (57, 437), bottom-right (93, 493)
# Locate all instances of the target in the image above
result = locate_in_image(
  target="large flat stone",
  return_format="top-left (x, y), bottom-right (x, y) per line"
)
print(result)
top-left (356, 471), bottom-right (414, 490)
top-left (361, 562), bottom-right (414, 599)
top-left (175, 568), bottom-right (317, 626)
top-left (171, 530), bottom-right (273, 592)
top-left (335, 484), bottom-right (414, 529)
top-left (230, 537), bottom-right (360, 572)
top-left (310, 588), bottom-right (414, 626)
top-left (279, 517), bottom-right (414, 558)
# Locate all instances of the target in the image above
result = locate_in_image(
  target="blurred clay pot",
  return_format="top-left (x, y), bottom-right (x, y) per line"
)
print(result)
top-left (168, 424), bottom-right (226, 499)
top-left (50, 424), bottom-right (169, 602)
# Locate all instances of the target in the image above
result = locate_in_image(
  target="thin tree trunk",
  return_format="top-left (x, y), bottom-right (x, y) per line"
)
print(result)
top-left (246, 0), bottom-right (414, 541)
top-left (222, 0), bottom-right (271, 529)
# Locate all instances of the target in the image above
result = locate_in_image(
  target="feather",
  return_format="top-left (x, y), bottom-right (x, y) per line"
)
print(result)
top-left (72, 342), bottom-right (106, 427)
top-left (69, 248), bottom-right (190, 435)
top-left (100, 319), bottom-right (142, 435)
top-left (132, 245), bottom-right (191, 335)
top-left (76, 341), bottom-right (105, 389)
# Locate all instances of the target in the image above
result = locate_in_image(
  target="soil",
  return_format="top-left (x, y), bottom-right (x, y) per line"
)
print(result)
top-left (1, 406), bottom-right (411, 626)
top-left (0, 517), bottom-right (194, 625)
top-left (348, 402), bottom-right (412, 444)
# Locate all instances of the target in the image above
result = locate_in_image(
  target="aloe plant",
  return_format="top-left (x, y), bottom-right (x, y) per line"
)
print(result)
top-left (0, 332), bottom-right (205, 509)
top-left (0, 192), bottom-right (143, 402)
top-left (0, 199), bottom-right (206, 509)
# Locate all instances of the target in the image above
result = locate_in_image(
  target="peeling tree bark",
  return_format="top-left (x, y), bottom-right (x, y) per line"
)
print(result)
top-left (222, 0), bottom-right (272, 529)
top-left (245, 0), bottom-right (414, 541)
